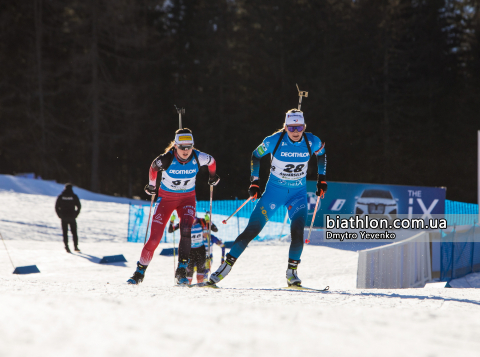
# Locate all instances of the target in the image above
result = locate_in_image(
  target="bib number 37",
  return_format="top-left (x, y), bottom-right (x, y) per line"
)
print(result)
top-left (172, 180), bottom-right (191, 186)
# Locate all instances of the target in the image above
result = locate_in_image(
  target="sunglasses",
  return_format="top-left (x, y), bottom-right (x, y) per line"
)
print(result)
top-left (286, 125), bottom-right (305, 133)
top-left (178, 145), bottom-right (193, 151)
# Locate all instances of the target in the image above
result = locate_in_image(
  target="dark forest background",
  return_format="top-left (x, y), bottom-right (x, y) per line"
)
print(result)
top-left (0, 0), bottom-right (479, 203)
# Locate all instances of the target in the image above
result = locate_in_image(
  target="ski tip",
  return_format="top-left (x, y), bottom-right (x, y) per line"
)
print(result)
top-left (204, 284), bottom-right (220, 289)
top-left (282, 285), bottom-right (329, 292)
top-left (190, 283), bottom-right (220, 289)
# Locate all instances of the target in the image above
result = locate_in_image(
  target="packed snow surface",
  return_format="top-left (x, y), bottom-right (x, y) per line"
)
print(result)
top-left (1, 180), bottom-right (480, 357)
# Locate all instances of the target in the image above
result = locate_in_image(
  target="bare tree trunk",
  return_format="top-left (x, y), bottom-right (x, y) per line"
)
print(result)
top-left (280, 4), bottom-right (287, 104)
top-left (91, 0), bottom-right (100, 192)
top-left (383, 42), bottom-right (390, 182)
top-left (34, 0), bottom-right (46, 178)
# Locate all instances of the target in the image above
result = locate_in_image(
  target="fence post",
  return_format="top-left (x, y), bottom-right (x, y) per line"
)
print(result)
top-left (475, 224), bottom-right (480, 273)
top-left (236, 197), bottom-right (240, 236)
top-left (451, 226), bottom-right (456, 279)
top-left (127, 203), bottom-right (131, 242)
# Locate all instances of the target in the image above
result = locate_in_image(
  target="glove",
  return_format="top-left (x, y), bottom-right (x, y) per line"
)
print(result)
top-left (316, 175), bottom-right (327, 198)
top-left (208, 174), bottom-right (220, 186)
top-left (168, 222), bottom-right (174, 233)
top-left (248, 179), bottom-right (261, 200)
top-left (144, 184), bottom-right (156, 195)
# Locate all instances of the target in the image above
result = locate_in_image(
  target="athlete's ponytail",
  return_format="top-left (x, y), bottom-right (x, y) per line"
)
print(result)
top-left (164, 128), bottom-right (195, 154)
top-left (271, 127), bottom-right (286, 135)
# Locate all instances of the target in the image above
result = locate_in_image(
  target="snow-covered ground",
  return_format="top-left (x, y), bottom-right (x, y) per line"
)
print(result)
top-left (1, 177), bottom-right (480, 357)
top-left (0, 191), bottom-right (129, 243)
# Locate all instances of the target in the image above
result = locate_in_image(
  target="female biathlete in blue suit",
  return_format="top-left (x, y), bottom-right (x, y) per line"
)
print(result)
top-left (207, 109), bottom-right (327, 287)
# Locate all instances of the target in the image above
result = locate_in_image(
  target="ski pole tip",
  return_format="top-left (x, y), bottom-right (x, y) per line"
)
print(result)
top-left (222, 220), bottom-right (227, 224)
top-left (305, 239), bottom-right (310, 244)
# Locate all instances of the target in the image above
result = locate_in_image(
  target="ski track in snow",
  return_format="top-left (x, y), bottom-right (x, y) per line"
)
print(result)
top-left (1, 191), bottom-right (480, 357)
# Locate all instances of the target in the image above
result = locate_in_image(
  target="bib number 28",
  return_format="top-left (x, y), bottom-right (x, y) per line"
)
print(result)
top-left (283, 164), bottom-right (305, 173)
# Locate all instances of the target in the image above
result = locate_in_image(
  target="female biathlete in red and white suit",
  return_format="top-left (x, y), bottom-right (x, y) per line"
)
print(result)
top-left (127, 128), bottom-right (219, 285)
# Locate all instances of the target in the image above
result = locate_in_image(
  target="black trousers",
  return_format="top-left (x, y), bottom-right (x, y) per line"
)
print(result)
top-left (187, 246), bottom-right (206, 278)
top-left (62, 219), bottom-right (78, 248)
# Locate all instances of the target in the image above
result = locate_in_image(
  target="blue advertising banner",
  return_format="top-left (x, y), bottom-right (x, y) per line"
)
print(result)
top-left (306, 181), bottom-right (446, 227)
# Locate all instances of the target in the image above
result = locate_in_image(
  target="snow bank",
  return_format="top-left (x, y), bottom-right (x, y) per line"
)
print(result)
top-left (0, 191), bottom-right (129, 243)
top-left (449, 271), bottom-right (480, 288)
top-left (0, 174), bottom-right (145, 204)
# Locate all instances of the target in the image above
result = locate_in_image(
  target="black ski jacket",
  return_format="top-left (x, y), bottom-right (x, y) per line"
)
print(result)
top-left (55, 187), bottom-right (81, 220)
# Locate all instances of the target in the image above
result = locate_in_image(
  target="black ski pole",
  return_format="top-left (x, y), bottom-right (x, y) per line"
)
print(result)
top-left (143, 195), bottom-right (155, 245)
top-left (0, 232), bottom-right (15, 269)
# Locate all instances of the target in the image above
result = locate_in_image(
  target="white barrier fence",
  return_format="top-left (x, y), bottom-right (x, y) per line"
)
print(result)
top-left (357, 231), bottom-right (432, 289)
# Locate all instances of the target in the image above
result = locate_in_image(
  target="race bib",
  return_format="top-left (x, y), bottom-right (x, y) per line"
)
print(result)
top-left (270, 157), bottom-right (309, 181)
top-left (161, 174), bottom-right (197, 191)
top-left (191, 232), bottom-right (204, 247)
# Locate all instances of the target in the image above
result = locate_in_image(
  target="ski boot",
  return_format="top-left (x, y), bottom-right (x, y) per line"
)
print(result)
top-left (127, 262), bottom-right (148, 285)
top-left (207, 254), bottom-right (237, 286)
top-left (196, 273), bottom-right (205, 284)
top-left (65, 246), bottom-right (71, 253)
top-left (286, 259), bottom-right (302, 287)
top-left (74, 246), bottom-right (81, 252)
top-left (175, 259), bottom-right (190, 286)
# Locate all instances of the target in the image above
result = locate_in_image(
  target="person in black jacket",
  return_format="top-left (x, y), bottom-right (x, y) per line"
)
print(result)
top-left (55, 183), bottom-right (81, 253)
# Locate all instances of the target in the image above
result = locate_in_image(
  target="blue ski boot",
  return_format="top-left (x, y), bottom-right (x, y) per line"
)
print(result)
top-left (127, 262), bottom-right (148, 285)
top-left (175, 259), bottom-right (190, 286)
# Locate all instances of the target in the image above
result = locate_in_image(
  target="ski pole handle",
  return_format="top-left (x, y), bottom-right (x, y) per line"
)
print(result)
top-left (222, 197), bottom-right (252, 224)
top-left (306, 196), bottom-right (321, 244)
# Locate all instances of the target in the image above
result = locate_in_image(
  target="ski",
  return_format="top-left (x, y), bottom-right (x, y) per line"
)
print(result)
top-left (174, 283), bottom-right (190, 288)
top-left (171, 283), bottom-right (328, 291)
top-left (189, 283), bottom-right (220, 289)
top-left (281, 285), bottom-right (329, 292)
top-left (183, 284), bottom-right (328, 292)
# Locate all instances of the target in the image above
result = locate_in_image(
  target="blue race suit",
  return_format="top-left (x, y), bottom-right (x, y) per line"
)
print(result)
top-left (229, 131), bottom-right (326, 261)
top-left (169, 218), bottom-right (225, 281)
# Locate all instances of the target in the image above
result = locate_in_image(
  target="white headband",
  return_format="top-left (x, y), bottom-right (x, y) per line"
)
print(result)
top-left (285, 111), bottom-right (305, 125)
top-left (174, 133), bottom-right (194, 146)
